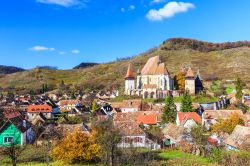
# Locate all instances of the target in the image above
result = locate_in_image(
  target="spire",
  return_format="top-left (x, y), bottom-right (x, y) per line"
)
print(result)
top-left (196, 69), bottom-right (203, 80)
top-left (185, 67), bottom-right (195, 78)
top-left (125, 63), bottom-right (134, 79)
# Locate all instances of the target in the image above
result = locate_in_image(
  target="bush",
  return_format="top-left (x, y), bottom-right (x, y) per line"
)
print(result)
top-left (219, 151), bottom-right (250, 166)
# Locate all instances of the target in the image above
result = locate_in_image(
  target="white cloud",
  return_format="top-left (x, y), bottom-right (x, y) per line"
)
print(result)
top-left (71, 49), bottom-right (80, 54)
top-left (59, 51), bottom-right (67, 55)
top-left (36, 0), bottom-right (87, 7)
top-left (29, 46), bottom-right (55, 51)
top-left (151, 0), bottom-right (165, 4)
top-left (129, 5), bottom-right (135, 10)
top-left (121, 8), bottom-right (125, 12)
top-left (146, 1), bottom-right (195, 21)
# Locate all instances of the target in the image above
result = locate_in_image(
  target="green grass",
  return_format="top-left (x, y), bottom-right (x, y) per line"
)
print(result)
top-left (174, 95), bottom-right (218, 103)
top-left (158, 150), bottom-right (212, 165)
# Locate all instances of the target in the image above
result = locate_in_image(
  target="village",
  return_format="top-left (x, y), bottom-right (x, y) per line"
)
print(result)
top-left (0, 55), bottom-right (250, 166)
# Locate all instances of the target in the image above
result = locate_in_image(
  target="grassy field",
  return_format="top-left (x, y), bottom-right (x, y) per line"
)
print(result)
top-left (1, 149), bottom-right (216, 166)
top-left (158, 150), bottom-right (215, 166)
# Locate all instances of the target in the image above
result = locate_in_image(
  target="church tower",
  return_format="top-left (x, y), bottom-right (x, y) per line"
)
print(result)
top-left (125, 64), bottom-right (135, 95)
top-left (185, 67), bottom-right (195, 95)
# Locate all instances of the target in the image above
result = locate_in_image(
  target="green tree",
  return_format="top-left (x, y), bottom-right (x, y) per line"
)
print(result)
top-left (93, 120), bottom-right (122, 166)
top-left (190, 126), bottom-right (208, 146)
top-left (180, 91), bottom-right (194, 112)
top-left (162, 95), bottom-right (177, 124)
top-left (235, 77), bottom-right (243, 101)
top-left (91, 99), bottom-right (99, 112)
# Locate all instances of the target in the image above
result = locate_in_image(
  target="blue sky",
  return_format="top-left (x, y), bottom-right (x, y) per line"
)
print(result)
top-left (0, 0), bottom-right (250, 69)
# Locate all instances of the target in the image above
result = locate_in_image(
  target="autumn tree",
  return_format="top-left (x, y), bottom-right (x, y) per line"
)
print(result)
top-left (91, 99), bottom-right (99, 112)
top-left (162, 95), bottom-right (177, 124)
top-left (174, 71), bottom-right (185, 90)
top-left (93, 119), bottom-right (122, 166)
top-left (180, 91), bottom-right (194, 112)
top-left (211, 113), bottom-right (244, 134)
top-left (50, 130), bottom-right (100, 164)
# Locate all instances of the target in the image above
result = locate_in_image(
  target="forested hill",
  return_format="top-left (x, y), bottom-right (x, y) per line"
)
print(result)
top-left (0, 65), bottom-right (25, 74)
top-left (161, 38), bottom-right (250, 52)
top-left (0, 38), bottom-right (250, 94)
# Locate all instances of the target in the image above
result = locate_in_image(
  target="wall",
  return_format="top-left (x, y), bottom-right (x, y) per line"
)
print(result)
top-left (0, 123), bottom-right (21, 146)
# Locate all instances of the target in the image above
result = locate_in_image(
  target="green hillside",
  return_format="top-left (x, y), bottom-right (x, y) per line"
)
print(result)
top-left (0, 38), bottom-right (250, 94)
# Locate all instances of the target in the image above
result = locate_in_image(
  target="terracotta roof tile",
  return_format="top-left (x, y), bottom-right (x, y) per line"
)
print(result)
top-left (28, 104), bottom-right (52, 113)
top-left (185, 67), bottom-right (195, 78)
top-left (202, 110), bottom-right (243, 120)
top-left (125, 63), bottom-right (134, 78)
top-left (178, 112), bottom-right (201, 124)
top-left (137, 114), bottom-right (157, 125)
top-left (141, 56), bottom-right (169, 75)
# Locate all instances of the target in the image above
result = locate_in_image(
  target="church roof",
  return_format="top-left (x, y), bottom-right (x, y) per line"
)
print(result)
top-left (185, 67), bottom-right (195, 78)
top-left (125, 63), bottom-right (134, 79)
top-left (141, 56), bottom-right (169, 75)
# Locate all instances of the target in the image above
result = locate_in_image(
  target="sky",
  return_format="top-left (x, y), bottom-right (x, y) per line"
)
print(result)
top-left (1, 0), bottom-right (250, 69)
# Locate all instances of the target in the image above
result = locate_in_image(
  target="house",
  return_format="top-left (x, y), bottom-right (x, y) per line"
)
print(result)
top-left (115, 121), bottom-right (160, 150)
top-left (136, 113), bottom-right (158, 127)
top-left (0, 109), bottom-right (34, 146)
top-left (162, 123), bottom-right (185, 147)
top-left (58, 99), bottom-right (81, 112)
top-left (243, 112), bottom-right (250, 127)
top-left (176, 112), bottom-right (201, 131)
top-left (202, 110), bottom-right (243, 129)
top-left (113, 112), bottom-right (161, 149)
top-left (224, 125), bottom-right (250, 150)
top-left (27, 104), bottom-right (53, 120)
top-left (110, 99), bottom-right (142, 113)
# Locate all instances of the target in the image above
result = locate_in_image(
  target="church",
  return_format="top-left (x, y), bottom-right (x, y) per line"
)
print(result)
top-left (124, 55), bottom-right (203, 99)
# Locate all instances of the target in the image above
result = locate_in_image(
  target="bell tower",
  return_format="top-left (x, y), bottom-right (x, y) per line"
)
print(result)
top-left (125, 64), bottom-right (135, 95)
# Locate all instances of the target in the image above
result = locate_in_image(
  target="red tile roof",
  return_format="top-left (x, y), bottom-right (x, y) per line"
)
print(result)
top-left (28, 105), bottom-right (52, 113)
top-left (177, 112), bottom-right (201, 125)
top-left (185, 67), bottom-right (195, 78)
top-left (125, 63), bottom-right (134, 79)
top-left (140, 56), bottom-right (169, 75)
top-left (137, 114), bottom-right (157, 125)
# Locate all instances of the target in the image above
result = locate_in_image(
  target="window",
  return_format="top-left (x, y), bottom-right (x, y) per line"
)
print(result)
top-left (4, 137), bottom-right (14, 144)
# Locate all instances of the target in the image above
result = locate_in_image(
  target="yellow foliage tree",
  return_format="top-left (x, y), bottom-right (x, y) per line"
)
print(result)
top-left (211, 113), bottom-right (244, 134)
top-left (174, 71), bottom-right (185, 90)
top-left (50, 130), bottom-right (100, 163)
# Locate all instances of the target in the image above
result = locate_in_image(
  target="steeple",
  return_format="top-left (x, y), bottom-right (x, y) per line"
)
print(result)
top-left (196, 69), bottom-right (203, 80)
top-left (185, 67), bottom-right (195, 78)
top-left (125, 63), bottom-right (134, 79)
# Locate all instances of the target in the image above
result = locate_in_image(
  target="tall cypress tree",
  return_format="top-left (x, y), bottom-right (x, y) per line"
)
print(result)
top-left (235, 77), bottom-right (243, 101)
top-left (162, 95), bottom-right (177, 124)
top-left (180, 91), bottom-right (194, 112)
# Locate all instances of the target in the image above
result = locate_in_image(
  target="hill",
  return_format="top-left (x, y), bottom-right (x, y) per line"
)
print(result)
top-left (0, 65), bottom-right (25, 75)
top-left (0, 38), bottom-right (250, 94)
top-left (73, 62), bottom-right (99, 69)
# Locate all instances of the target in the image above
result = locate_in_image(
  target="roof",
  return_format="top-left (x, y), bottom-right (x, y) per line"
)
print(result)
top-left (125, 63), bottom-right (134, 79)
top-left (58, 100), bottom-right (81, 106)
top-left (110, 100), bottom-right (142, 110)
top-left (162, 123), bottom-right (185, 141)
top-left (114, 121), bottom-right (145, 136)
top-left (2, 108), bottom-right (22, 119)
top-left (202, 110), bottom-right (243, 120)
top-left (137, 114), bottom-right (157, 125)
top-left (177, 112), bottom-right (202, 125)
top-left (28, 104), bottom-right (52, 113)
top-left (185, 67), bottom-right (195, 78)
top-left (140, 56), bottom-right (169, 75)
top-left (224, 125), bottom-right (250, 149)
